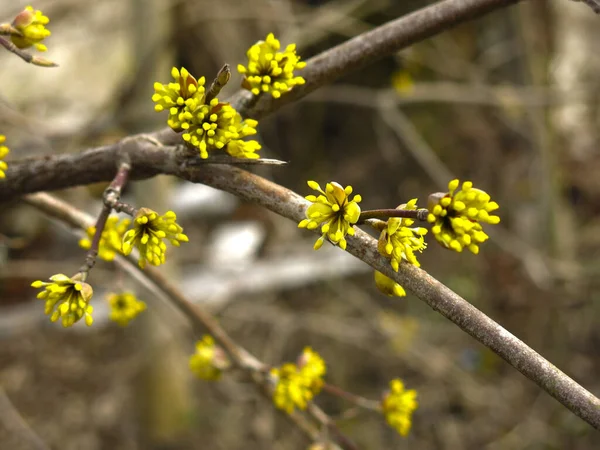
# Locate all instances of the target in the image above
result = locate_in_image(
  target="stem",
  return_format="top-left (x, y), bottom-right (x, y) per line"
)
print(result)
top-left (0, 35), bottom-right (57, 67)
top-left (358, 208), bottom-right (429, 223)
top-left (322, 383), bottom-right (381, 411)
top-left (80, 160), bottom-right (132, 275)
top-left (78, 205), bottom-right (111, 275)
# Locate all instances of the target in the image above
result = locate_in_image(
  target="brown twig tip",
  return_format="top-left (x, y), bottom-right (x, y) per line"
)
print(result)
top-left (0, 36), bottom-right (57, 67)
top-left (205, 64), bottom-right (232, 103)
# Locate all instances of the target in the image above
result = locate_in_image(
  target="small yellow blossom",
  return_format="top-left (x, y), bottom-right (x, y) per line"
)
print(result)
top-left (238, 33), bottom-right (306, 98)
top-left (107, 292), bottom-right (146, 326)
top-left (152, 67), bottom-right (206, 132)
top-left (189, 335), bottom-right (230, 381)
top-left (0, 135), bottom-right (9, 179)
top-left (427, 179), bottom-right (500, 254)
top-left (374, 271), bottom-right (406, 297)
top-left (382, 378), bottom-right (418, 437)
top-left (11, 6), bottom-right (51, 52)
top-left (182, 98), bottom-right (237, 159)
top-left (79, 216), bottom-right (131, 261)
top-left (298, 181), bottom-right (362, 250)
top-left (270, 347), bottom-right (326, 414)
top-left (378, 199), bottom-right (428, 270)
top-left (225, 116), bottom-right (261, 159)
top-left (31, 274), bottom-right (94, 327)
top-left (122, 208), bottom-right (189, 268)
top-left (392, 70), bottom-right (415, 94)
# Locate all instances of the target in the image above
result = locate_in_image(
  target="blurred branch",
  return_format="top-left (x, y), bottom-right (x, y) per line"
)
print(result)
top-left (573, 0), bottom-right (600, 13)
top-left (0, 387), bottom-right (50, 450)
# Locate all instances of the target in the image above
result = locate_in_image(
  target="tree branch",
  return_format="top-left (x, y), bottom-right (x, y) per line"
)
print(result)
top-left (0, 0), bottom-right (525, 201)
top-left (180, 164), bottom-right (600, 430)
top-left (22, 192), bottom-right (350, 450)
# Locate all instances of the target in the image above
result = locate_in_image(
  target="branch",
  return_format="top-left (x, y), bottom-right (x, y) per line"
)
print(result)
top-left (22, 192), bottom-right (352, 450)
top-left (230, 0), bottom-right (525, 118)
top-left (179, 164), bottom-right (600, 430)
top-left (0, 0), bottom-right (525, 201)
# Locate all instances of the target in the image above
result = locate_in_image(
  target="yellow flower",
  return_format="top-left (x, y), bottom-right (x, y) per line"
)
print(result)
top-left (270, 347), bottom-right (326, 414)
top-left (182, 98), bottom-right (239, 159)
top-left (374, 271), bottom-right (406, 297)
top-left (0, 135), bottom-right (9, 179)
top-left (427, 179), bottom-right (500, 254)
top-left (107, 292), bottom-right (146, 326)
top-left (79, 216), bottom-right (131, 261)
top-left (225, 116), bottom-right (261, 159)
top-left (378, 199), bottom-right (428, 270)
top-left (11, 6), bottom-right (51, 52)
top-left (382, 379), bottom-right (418, 437)
top-left (31, 274), bottom-right (94, 327)
top-left (189, 335), bottom-right (230, 381)
top-left (238, 33), bottom-right (306, 98)
top-left (152, 67), bottom-right (206, 132)
top-left (298, 181), bottom-right (362, 250)
top-left (122, 208), bottom-right (189, 268)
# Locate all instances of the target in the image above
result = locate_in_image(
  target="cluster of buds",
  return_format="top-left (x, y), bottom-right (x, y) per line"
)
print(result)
top-left (238, 33), bottom-right (306, 98)
top-left (298, 179), bottom-right (500, 298)
top-left (153, 67), bottom-right (261, 159)
top-left (1, 6), bottom-right (56, 67)
top-left (269, 347), bottom-right (326, 414)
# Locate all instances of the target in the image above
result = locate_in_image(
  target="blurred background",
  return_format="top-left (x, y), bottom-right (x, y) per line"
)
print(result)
top-left (1, 0), bottom-right (599, 448)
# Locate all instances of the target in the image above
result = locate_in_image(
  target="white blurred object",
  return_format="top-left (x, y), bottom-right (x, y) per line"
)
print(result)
top-left (207, 221), bottom-right (266, 268)
top-left (171, 184), bottom-right (238, 217)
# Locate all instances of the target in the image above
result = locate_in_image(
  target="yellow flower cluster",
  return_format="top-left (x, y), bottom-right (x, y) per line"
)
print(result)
top-left (270, 347), bottom-right (326, 414)
top-left (382, 379), bottom-right (418, 437)
top-left (298, 181), bottom-right (362, 250)
top-left (107, 292), bottom-right (146, 326)
top-left (378, 199), bottom-right (428, 271)
top-left (31, 274), bottom-right (94, 327)
top-left (153, 67), bottom-right (261, 159)
top-left (0, 135), bottom-right (8, 179)
top-left (427, 179), bottom-right (500, 254)
top-left (79, 216), bottom-right (131, 261)
top-left (11, 6), bottom-right (51, 52)
top-left (189, 335), bottom-right (230, 381)
top-left (238, 33), bottom-right (306, 98)
top-left (122, 208), bottom-right (189, 268)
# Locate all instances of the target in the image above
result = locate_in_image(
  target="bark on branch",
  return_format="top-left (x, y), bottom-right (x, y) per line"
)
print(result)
top-left (0, 0), bottom-right (524, 201)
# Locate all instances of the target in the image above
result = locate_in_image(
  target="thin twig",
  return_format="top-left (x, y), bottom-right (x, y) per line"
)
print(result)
top-left (358, 208), bottom-right (429, 223)
top-left (21, 192), bottom-right (350, 450)
top-left (0, 36), bottom-right (57, 67)
top-left (322, 383), bottom-right (381, 411)
top-left (79, 160), bottom-right (132, 276)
